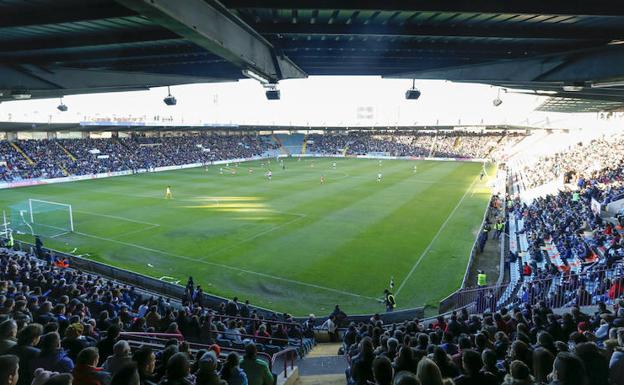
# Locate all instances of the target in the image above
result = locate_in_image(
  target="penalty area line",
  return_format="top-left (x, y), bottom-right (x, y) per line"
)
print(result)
top-left (72, 230), bottom-right (376, 301)
top-left (75, 209), bottom-right (161, 227)
top-left (395, 175), bottom-right (480, 298)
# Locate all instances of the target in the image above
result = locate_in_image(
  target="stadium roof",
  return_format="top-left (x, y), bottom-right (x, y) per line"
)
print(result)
top-left (2, 1), bottom-right (624, 109)
top-left (0, 122), bottom-right (533, 133)
top-left (535, 97), bottom-right (624, 113)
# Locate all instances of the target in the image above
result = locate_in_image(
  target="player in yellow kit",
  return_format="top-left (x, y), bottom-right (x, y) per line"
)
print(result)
top-left (165, 185), bottom-right (173, 199)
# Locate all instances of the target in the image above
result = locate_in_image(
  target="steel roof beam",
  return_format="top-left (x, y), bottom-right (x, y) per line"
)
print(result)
top-left (0, 29), bottom-right (179, 53)
top-left (225, 1), bottom-right (624, 17)
top-left (116, 0), bottom-right (306, 82)
top-left (0, 3), bottom-right (137, 28)
top-left (253, 22), bottom-right (622, 41)
top-left (387, 44), bottom-right (624, 84)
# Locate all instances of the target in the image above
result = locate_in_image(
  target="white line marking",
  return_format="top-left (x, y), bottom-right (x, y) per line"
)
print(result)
top-left (395, 175), bottom-right (480, 297)
top-left (110, 224), bottom-right (161, 240)
top-left (75, 210), bottom-right (161, 227)
top-left (72, 228), bottom-right (375, 301)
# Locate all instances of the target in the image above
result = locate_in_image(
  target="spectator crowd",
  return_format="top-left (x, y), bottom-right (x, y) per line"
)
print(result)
top-left (0, 134), bottom-right (277, 182)
top-left (0, 244), bottom-right (311, 385)
top-left (307, 131), bottom-right (523, 160)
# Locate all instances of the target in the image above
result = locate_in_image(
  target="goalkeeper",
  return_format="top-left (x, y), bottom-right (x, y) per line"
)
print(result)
top-left (165, 185), bottom-right (173, 199)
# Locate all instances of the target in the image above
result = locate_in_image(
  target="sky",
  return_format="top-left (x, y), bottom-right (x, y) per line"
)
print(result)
top-left (0, 76), bottom-right (603, 128)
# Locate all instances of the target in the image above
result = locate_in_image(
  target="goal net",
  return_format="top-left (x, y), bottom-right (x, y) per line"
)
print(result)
top-left (9, 199), bottom-right (74, 238)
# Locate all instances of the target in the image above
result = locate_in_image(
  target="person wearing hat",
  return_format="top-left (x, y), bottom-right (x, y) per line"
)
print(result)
top-left (502, 360), bottom-right (534, 385)
top-left (239, 343), bottom-right (273, 385)
top-left (61, 323), bottom-right (91, 363)
top-left (196, 351), bottom-right (226, 385)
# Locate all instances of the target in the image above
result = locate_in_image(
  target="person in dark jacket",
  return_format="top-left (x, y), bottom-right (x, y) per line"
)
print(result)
top-left (0, 354), bottom-right (19, 385)
top-left (453, 350), bottom-right (498, 385)
top-left (0, 319), bottom-right (17, 355)
top-left (347, 337), bottom-right (375, 385)
top-left (96, 325), bottom-right (120, 366)
top-left (31, 332), bottom-right (74, 373)
top-left (132, 347), bottom-right (157, 385)
top-left (8, 323), bottom-right (42, 385)
top-left (62, 323), bottom-right (91, 363)
top-left (196, 351), bottom-right (226, 385)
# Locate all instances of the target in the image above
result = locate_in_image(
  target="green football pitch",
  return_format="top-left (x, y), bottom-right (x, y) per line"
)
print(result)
top-left (0, 158), bottom-right (494, 315)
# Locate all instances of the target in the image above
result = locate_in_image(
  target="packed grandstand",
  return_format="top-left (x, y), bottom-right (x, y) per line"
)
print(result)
top-left (0, 127), bottom-right (623, 385)
top-left (0, 131), bottom-right (524, 183)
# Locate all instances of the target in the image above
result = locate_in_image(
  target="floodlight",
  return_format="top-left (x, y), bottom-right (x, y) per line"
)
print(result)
top-left (492, 87), bottom-right (503, 107)
top-left (264, 83), bottom-right (280, 100)
top-left (163, 86), bottom-right (177, 106)
top-left (57, 97), bottom-right (68, 112)
top-left (405, 79), bottom-right (420, 100)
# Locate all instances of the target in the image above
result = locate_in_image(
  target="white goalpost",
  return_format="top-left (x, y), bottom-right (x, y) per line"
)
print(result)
top-left (9, 199), bottom-right (75, 237)
top-left (28, 199), bottom-right (74, 232)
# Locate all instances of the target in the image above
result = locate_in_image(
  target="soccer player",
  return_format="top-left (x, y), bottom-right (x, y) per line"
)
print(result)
top-left (377, 173), bottom-right (382, 182)
top-left (480, 170), bottom-right (485, 180)
top-left (219, 167), bottom-right (224, 175)
top-left (413, 165), bottom-right (418, 173)
top-left (248, 168), bottom-right (253, 174)
top-left (332, 162), bottom-right (337, 169)
top-left (266, 170), bottom-right (272, 181)
top-left (165, 185), bottom-right (173, 199)
top-left (378, 160), bottom-right (382, 167)
top-left (310, 160), bottom-right (315, 168)
top-left (320, 175), bottom-right (325, 184)
top-left (383, 289), bottom-right (396, 312)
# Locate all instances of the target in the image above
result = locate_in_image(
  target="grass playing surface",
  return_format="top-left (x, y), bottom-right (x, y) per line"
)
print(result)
top-left (1, 158), bottom-right (493, 315)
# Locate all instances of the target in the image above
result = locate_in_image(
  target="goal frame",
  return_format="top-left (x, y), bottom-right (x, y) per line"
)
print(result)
top-left (28, 198), bottom-right (74, 232)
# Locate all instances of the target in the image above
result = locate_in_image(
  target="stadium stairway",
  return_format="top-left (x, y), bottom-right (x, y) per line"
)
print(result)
top-left (293, 343), bottom-right (346, 385)
top-left (301, 134), bottom-right (308, 155)
top-left (9, 142), bottom-right (34, 165)
top-left (275, 134), bottom-right (305, 155)
top-left (272, 134), bottom-right (290, 156)
top-left (55, 141), bottom-right (77, 161)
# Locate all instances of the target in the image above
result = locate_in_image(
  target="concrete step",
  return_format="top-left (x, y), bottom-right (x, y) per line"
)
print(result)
top-left (307, 343), bottom-right (341, 357)
top-left (295, 374), bottom-right (345, 385)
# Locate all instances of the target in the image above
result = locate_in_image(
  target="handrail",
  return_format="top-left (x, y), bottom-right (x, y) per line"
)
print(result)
top-left (120, 332), bottom-right (184, 340)
top-left (217, 329), bottom-right (294, 345)
top-left (271, 347), bottom-right (298, 379)
top-left (120, 332), bottom-right (274, 370)
top-left (186, 341), bottom-right (273, 371)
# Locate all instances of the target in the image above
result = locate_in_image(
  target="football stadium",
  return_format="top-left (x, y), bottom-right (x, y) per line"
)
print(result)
top-left (0, 2), bottom-right (624, 385)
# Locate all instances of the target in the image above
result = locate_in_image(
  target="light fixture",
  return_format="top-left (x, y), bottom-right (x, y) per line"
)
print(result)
top-left (242, 69), bottom-right (270, 84)
top-left (591, 80), bottom-right (624, 89)
top-left (163, 86), bottom-right (177, 106)
top-left (492, 87), bottom-right (503, 107)
top-left (562, 84), bottom-right (584, 92)
top-left (57, 97), bottom-right (68, 112)
top-left (11, 88), bottom-right (31, 100)
top-left (264, 83), bottom-right (280, 100)
top-left (405, 79), bottom-right (421, 100)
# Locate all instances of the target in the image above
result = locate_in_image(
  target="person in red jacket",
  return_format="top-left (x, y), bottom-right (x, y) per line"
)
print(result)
top-left (609, 278), bottom-right (624, 300)
top-left (73, 347), bottom-right (111, 385)
top-left (522, 262), bottom-right (532, 277)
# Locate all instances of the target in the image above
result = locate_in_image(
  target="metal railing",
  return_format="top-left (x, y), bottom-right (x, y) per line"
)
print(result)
top-left (119, 332), bottom-right (274, 370)
top-left (438, 265), bottom-right (623, 314)
top-left (271, 347), bottom-right (298, 379)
